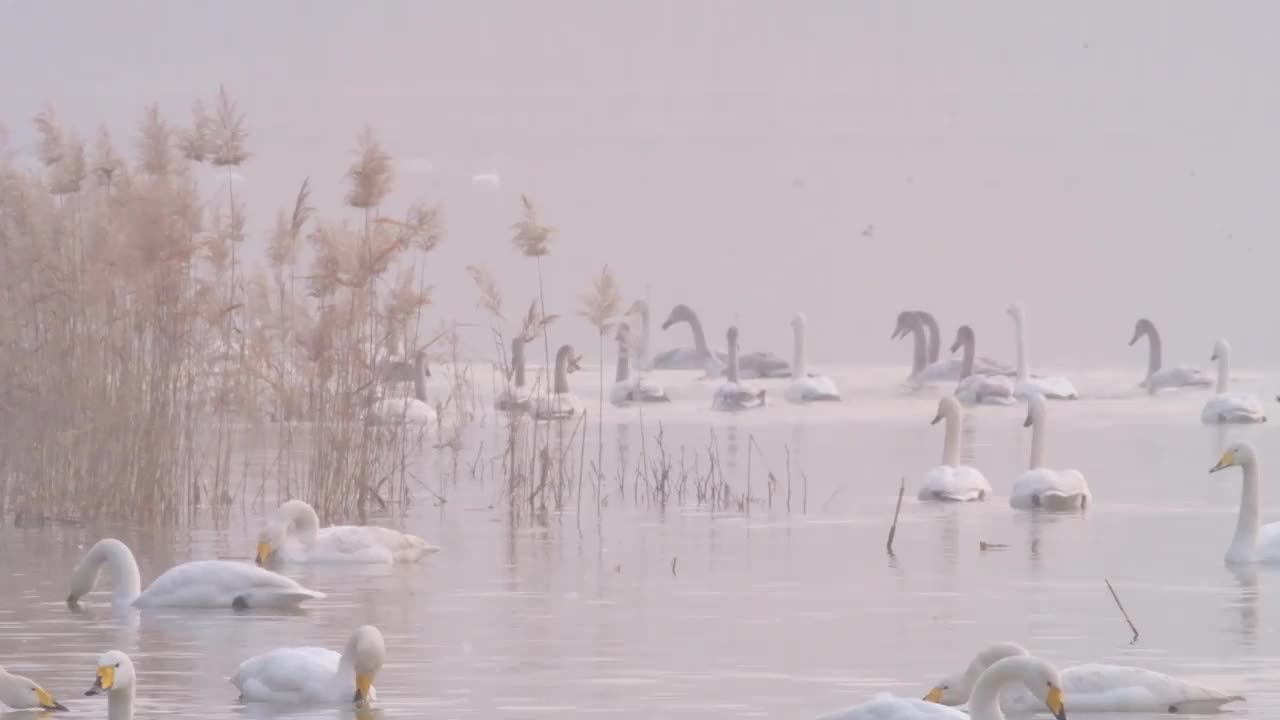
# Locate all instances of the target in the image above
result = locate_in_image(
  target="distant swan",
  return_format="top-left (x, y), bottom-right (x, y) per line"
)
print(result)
top-left (495, 335), bottom-right (534, 413)
top-left (256, 499), bottom-right (438, 566)
top-left (1007, 304), bottom-right (1078, 400)
top-left (918, 396), bottom-right (991, 501)
top-left (1201, 339), bottom-right (1265, 424)
top-left (610, 322), bottom-right (670, 405)
top-left (67, 538), bottom-right (324, 610)
top-left (1129, 318), bottom-right (1212, 393)
top-left (1010, 393), bottom-right (1090, 510)
top-left (533, 344), bottom-right (583, 420)
top-left (713, 326), bottom-right (766, 411)
top-left (84, 650), bottom-right (137, 720)
top-left (367, 350), bottom-right (436, 425)
top-left (0, 664), bottom-right (67, 711)
top-left (232, 625), bottom-right (385, 706)
top-left (893, 311), bottom-right (1011, 382)
top-left (785, 312), bottom-right (841, 403)
top-left (1210, 441), bottom-right (1280, 564)
top-left (661, 304), bottom-right (791, 378)
top-left (952, 326), bottom-right (1015, 406)
top-left (926, 641), bottom-right (1243, 714)
top-left (815, 655), bottom-right (1067, 720)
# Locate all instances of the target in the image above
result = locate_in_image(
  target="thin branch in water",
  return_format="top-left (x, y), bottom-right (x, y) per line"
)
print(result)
top-left (1104, 578), bottom-right (1140, 644)
top-left (886, 477), bottom-right (905, 556)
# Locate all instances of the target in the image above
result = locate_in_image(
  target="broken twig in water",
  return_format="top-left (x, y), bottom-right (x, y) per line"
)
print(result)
top-left (1105, 578), bottom-right (1140, 644)
top-left (979, 541), bottom-right (1008, 551)
top-left (886, 477), bottom-right (905, 556)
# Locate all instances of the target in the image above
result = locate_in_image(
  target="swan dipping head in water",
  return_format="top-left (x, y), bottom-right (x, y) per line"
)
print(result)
top-left (0, 665), bottom-right (68, 711)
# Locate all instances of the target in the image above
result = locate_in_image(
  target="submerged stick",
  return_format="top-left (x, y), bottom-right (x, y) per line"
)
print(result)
top-left (886, 477), bottom-right (905, 556)
top-left (1105, 578), bottom-right (1140, 644)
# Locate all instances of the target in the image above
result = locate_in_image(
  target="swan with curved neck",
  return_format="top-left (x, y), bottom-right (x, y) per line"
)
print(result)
top-left (67, 537), bottom-right (324, 609)
top-left (926, 641), bottom-right (1243, 714)
top-left (893, 312), bottom-right (1010, 383)
top-left (256, 499), bottom-right (438, 565)
top-left (0, 665), bottom-right (67, 711)
top-left (495, 335), bottom-right (534, 413)
top-left (785, 312), bottom-right (840, 403)
top-left (1201, 339), bottom-right (1265, 423)
top-left (815, 655), bottom-right (1066, 720)
top-left (610, 322), bottom-right (669, 405)
top-left (85, 650), bottom-right (137, 720)
top-left (367, 351), bottom-right (436, 425)
top-left (232, 625), bottom-right (386, 706)
top-left (712, 326), bottom-right (766, 411)
top-left (918, 396), bottom-right (990, 501)
top-left (1009, 394), bottom-right (1090, 511)
top-left (1210, 441), bottom-right (1280, 564)
top-left (1129, 318), bottom-right (1212, 393)
top-left (1006, 304), bottom-right (1077, 399)
top-left (952, 326), bottom-right (1015, 405)
top-left (534, 344), bottom-right (583, 419)
top-left (661, 304), bottom-right (791, 378)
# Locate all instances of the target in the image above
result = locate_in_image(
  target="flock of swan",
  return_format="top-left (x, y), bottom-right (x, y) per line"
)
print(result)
top-left (3, 499), bottom-right (434, 717)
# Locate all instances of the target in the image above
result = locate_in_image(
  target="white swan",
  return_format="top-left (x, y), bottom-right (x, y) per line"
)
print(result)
top-left (1210, 441), bottom-right (1280, 564)
top-left (85, 650), bottom-right (137, 720)
top-left (67, 538), bottom-right (325, 609)
top-left (495, 335), bottom-right (534, 413)
top-left (610, 322), bottom-right (669, 406)
top-left (1201, 339), bottom-right (1265, 424)
top-left (815, 655), bottom-right (1066, 720)
top-left (661, 304), bottom-right (791, 378)
top-left (785, 312), bottom-right (841, 403)
top-left (918, 396), bottom-right (991, 501)
top-left (0, 665), bottom-right (67, 711)
top-left (367, 350), bottom-right (436, 425)
top-left (1129, 318), bottom-right (1212, 393)
top-left (256, 499), bottom-right (438, 566)
top-left (713, 326), bottom-right (766, 411)
top-left (1007, 304), bottom-right (1077, 400)
top-left (1010, 394), bottom-right (1091, 511)
top-left (894, 311), bottom-right (1011, 383)
top-left (926, 641), bottom-right (1243, 714)
top-left (533, 344), bottom-right (583, 420)
top-left (232, 625), bottom-right (385, 706)
top-left (952, 326), bottom-right (1015, 406)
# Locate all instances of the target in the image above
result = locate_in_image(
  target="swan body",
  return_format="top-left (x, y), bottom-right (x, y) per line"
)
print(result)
top-left (1007, 304), bottom-right (1077, 400)
top-left (1130, 318), bottom-right (1212, 393)
top-left (85, 650), bottom-right (138, 720)
top-left (533, 344), bottom-right (584, 419)
top-left (256, 499), bottom-right (437, 566)
top-left (495, 336), bottom-right (534, 413)
top-left (661, 304), bottom-right (791, 378)
top-left (1201, 339), bottom-right (1265, 424)
top-left (367, 350), bottom-right (437, 425)
top-left (610, 322), bottom-right (670, 406)
top-left (1210, 441), bottom-right (1280, 564)
top-left (1010, 394), bottom-right (1090, 511)
top-left (919, 397), bottom-right (990, 501)
top-left (786, 312), bottom-right (841, 403)
top-left (817, 655), bottom-right (1066, 720)
top-left (67, 538), bottom-right (324, 610)
top-left (928, 642), bottom-right (1243, 714)
top-left (713, 326), bottom-right (766, 411)
top-left (232, 625), bottom-right (385, 706)
top-left (0, 665), bottom-right (67, 711)
top-left (951, 326), bottom-right (1015, 406)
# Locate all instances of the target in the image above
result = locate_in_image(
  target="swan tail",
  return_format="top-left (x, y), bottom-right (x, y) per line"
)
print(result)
top-left (1170, 696), bottom-right (1245, 713)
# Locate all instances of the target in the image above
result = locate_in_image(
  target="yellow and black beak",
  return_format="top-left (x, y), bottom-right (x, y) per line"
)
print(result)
top-left (1210, 449), bottom-right (1236, 474)
top-left (255, 541), bottom-right (271, 566)
top-left (36, 687), bottom-right (69, 711)
top-left (85, 665), bottom-right (114, 696)
top-left (353, 672), bottom-right (373, 704)
top-left (1046, 686), bottom-right (1066, 720)
top-left (922, 687), bottom-right (944, 703)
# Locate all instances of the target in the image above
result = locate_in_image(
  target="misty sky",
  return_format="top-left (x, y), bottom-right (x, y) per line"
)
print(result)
top-left (4, 1), bottom-right (1279, 370)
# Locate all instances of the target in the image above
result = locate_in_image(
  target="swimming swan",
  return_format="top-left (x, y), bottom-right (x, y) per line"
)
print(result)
top-left (926, 641), bottom-right (1242, 714)
top-left (1128, 318), bottom-right (1212, 393)
top-left (1010, 394), bottom-right (1090, 511)
top-left (533, 344), bottom-right (583, 420)
top-left (894, 311), bottom-right (1011, 382)
top-left (1007, 304), bottom-right (1078, 400)
top-left (85, 650), bottom-right (137, 720)
top-left (814, 655), bottom-right (1066, 720)
top-left (713, 326), bottom-right (766, 411)
top-left (918, 396), bottom-right (991, 501)
top-left (1210, 441), bottom-right (1280, 564)
top-left (610, 322), bottom-right (669, 405)
top-left (952, 326), bottom-right (1015, 406)
top-left (661, 304), bottom-right (790, 378)
top-left (256, 499), bottom-right (438, 566)
top-left (0, 665), bottom-right (67, 711)
top-left (1201, 340), bottom-right (1265, 424)
top-left (495, 335), bottom-right (534, 413)
top-left (67, 538), bottom-right (324, 610)
top-left (232, 625), bottom-right (385, 706)
top-left (367, 350), bottom-right (436, 425)
top-left (785, 312), bottom-right (841, 403)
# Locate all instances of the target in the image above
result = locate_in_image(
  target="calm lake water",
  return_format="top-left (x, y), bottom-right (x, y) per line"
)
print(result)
top-left (2, 365), bottom-right (1277, 719)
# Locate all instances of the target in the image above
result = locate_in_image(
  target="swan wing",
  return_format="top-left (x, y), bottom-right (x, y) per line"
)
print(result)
top-left (232, 647), bottom-right (362, 704)
top-left (136, 560), bottom-right (324, 608)
top-left (815, 695), bottom-right (969, 720)
top-left (955, 375), bottom-right (1015, 406)
top-left (713, 381), bottom-right (766, 411)
top-left (310, 526), bottom-right (438, 564)
top-left (786, 375), bottom-right (841, 403)
top-left (1016, 376), bottom-right (1078, 400)
top-left (737, 351), bottom-right (791, 379)
top-left (535, 392), bottom-right (582, 420)
top-left (651, 347), bottom-right (706, 370)
top-left (1147, 366), bottom-right (1213, 391)
top-left (1056, 664), bottom-right (1242, 713)
top-left (1010, 469), bottom-right (1089, 510)
top-left (1201, 393), bottom-right (1266, 424)
top-left (918, 465), bottom-right (990, 502)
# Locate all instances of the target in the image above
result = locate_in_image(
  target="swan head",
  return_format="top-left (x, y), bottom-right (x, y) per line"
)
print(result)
top-left (1129, 318), bottom-right (1155, 346)
top-left (1023, 392), bottom-right (1048, 427)
top-left (931, 396), bottom-right (961, 425)
top-left (625, 299), bottom-right (648, 317)
top-left (1006, 303), bottom-right (1026, 319)
top-left (346, 625), bottom-right (386, 705)
top-left (0, 667), bottom-right (68, 711)
top-left (660, 304), bottom-right (695, 330)
top-left (890, 311), bottom-right (919, 340)
top-left (790, 312), bottom-right (808, 329)
top-left (1211, 441), bottom-right (1256, 474)
top-left (924, 642), bottom-right (1029, 704)
top-left (1210, 338), bottom-right (1230, 361)
top-left (950, 325), bottom-right (974, 353)
top-left (554, 344), bottom-right (581, 373)
top-left (85, 651), bottom-right (135, 697)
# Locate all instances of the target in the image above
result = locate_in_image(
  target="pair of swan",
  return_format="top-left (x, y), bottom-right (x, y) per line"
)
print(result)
top-left (83, 626), bottom-right (387, 718)
top-left (366, 350), bottom-right (437, 426)
top-left (256, 499), bottom-right (438, 565)
top-left (924, 642), bottom-right (1242, 714)
top-left (815, 655), bottom-right (1066, 720)
top-left (1128, 318), bottom-right (1212, 392)
top-left (1201, 339), bottom-right (1266, 424)
top-left (494, 340), bottom-right (585, 419)
top-left (893, 311), bottom-right (1010, 383)
top-left (611, 322), bottom-right (670, 405)
top-left (656, 303), bottom-right (791, 378)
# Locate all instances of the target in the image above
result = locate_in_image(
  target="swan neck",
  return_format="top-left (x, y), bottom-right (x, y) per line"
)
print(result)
top-left (1029, 410), bottom-right (1046, 469)
top-left (637, 306), bottom-right (651, 363)
top-left (679, 309), bottom-right (710, 356)
top-left (1012, 312), bottom-right (1030, 382)
top-left (80, 541), bottom-right (142, 606)
top-left (512, 338), bottom-right (526, 388)
top-left (1234, 459), bottom-right (1261, 553)
top-left (554, 347), bottom-right (570, 394)
top-left (959, 333), bottom-right (975, 379)
top-left (1144, 326), bottom-right (1163, 377)
top-left (1216, 349), bottom-right (1229, 393)
top-left (920, 312), bottom-right (941, 363)
top-left (967, 664), bottom-right (1014, 720)
top-left (413, 353), bottom-right (428, 403)
top-left (792, 322), bottom-right (807, 378)
top-left (942, 407), bottom-right (961, 466)
top-left (727, 334), bottom-right (740, 384)
top-left (108, 687), bottom-right (135, 720)
top-left (615, 341), bottom-right (629, 383)
top-left (910, 322), bottom-right (926, 375)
